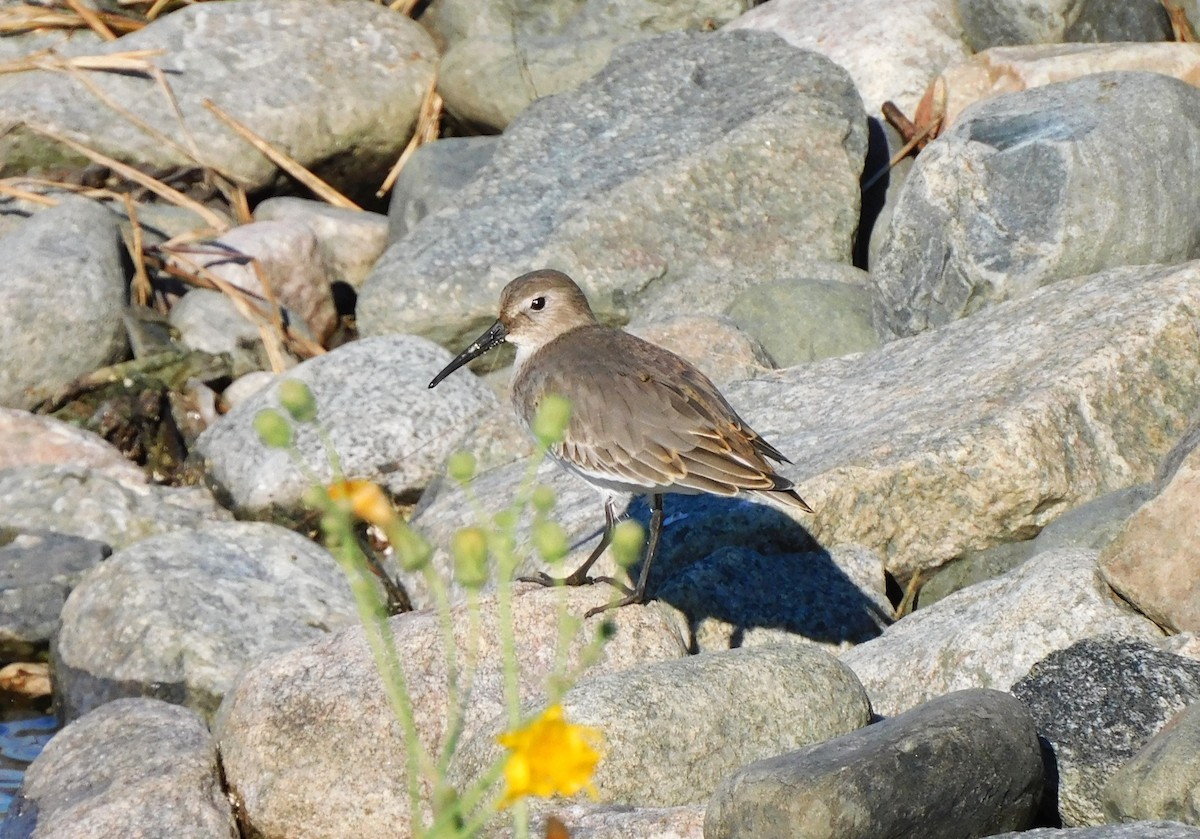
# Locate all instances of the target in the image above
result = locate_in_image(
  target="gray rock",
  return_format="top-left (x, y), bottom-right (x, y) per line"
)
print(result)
top-left (0, 0), bottom-right (437, 195)
top-left (194, 335), bottom-right (497, 514)
top-left (959, 0), bottom-right (1171, 51)
top-left (625, 314), bottom-right (773, 384)
top-left (518, 804), bottom-right (706, 839)
top-left (417, 260), bottom-right (1200, 596)
top-left (725, 0), bottom-right (969, 117)
top-left (215, 585), bottom-right (684, 839)
top-left (54, 521), bottom-right (356, 723)
top-left (1158, 415), bottom-right (1200, 487)
top-left (358, 31), bottom-right (866, 349)
top-left (1104, 701), bottom-right (1200, 825)
top-left (918, 484), bottom-right (1155, 607)
top-left (427, 0), bottom-right (752, 131)
top-left (452, 643), bottom-right (871, 810)
top-left (0, 199), bottom-right (127, 410)
top-left (0, 407), bottom-right (145, 485)
top-left (1, 698), bottom-right (236, 839)
top-left (656, 544), bottom-right (891, 653)
top-left (989, 823), bottom-right (1200, 838)
top-left (0, 529), bottom-right (110, 660)
top-left (873, 72), bottom-right (1200, 339)
top-left (1012, 638), bottom-right (1200, 826)
top-left (168, 288), bottom-right (269, 375)
top-left (840, 549), bottom-right (1163, 718)
top-left (0, 465), bottom-right (231, 550)
top-left (724, 270), bottom-right (879, 367)
top-left (705, 689), bottom-right (1043, 839)
top-left (386, 136), bottom-right (499, 244)
top-left (253, 197), bottom-right (388, 289)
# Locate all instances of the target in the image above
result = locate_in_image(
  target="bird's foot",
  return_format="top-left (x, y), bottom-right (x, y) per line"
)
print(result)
top-left (584, 587), bottom-right (646, 619)
top-left (517, 569), bottom-right (606, 588)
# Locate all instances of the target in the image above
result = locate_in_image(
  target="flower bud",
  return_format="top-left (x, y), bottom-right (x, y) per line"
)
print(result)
top-left (532, 519), bottom-right (569, 564)
top-left (252, 408), bottom-right (293, 448)
top-left (277, 379), bottom-right (318, 422)
top-left (447, 451), bottom-right (476, 484)
top-left (452, 527), bottom-right (489, 588)
top-left (610, 520), bottom-right (645, 569)
top-left (532, 394), bottom-right (571, 448)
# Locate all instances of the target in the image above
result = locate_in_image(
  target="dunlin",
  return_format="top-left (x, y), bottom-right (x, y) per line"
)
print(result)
top-left (429, 269), bottom-right (812, 616)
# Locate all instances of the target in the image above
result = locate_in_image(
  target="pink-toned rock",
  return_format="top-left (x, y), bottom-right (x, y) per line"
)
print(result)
top-left (1099, 445), bottom-right (1200, 634)
top-left (916, 42), bottom-right (1200, 132)
top-left (168, 220), bottom-right (336, 343)
top-left (0, 408), bottom-right (144, 485)
top-left (520, 803), bottom-right (706, 839)
top-left (726, 0), bottom-right (968, 116)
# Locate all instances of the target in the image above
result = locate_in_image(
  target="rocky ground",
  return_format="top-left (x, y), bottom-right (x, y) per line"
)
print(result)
top-left (3, 0), bottom-right (1200, 837)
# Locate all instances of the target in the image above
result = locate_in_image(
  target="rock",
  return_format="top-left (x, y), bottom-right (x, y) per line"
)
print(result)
top-left (168, 220), bottom-right (337, 344)
top-left (1011, 637), bottom-right (1200, 826)
top-left (725, 0), bottom-right (968, 117)
top-left (917, 43), bottom-right (1200, 133)
top-left (168, 289), bottom-right (272, 375)
top-left (723, 269), bottom-right (879, 367)
top-left (959, 0), bottom-right (1171, 51)
top-left (215, 585), bottom-right (684, 839)
top-left (452, 643), bottom-right (870, 810)
top-left (418, 260), bottom-right (1200, 592)
top-left (1158, 415), bottom-right (1200, 487)
top-left (386, 136), bottom-right (499, 243)
top-left (253, 198), bottom-right (388, 290)
top-left (626, 314), bottom-right (773, 384)
top-left (989, 823), bottom-right (1200, 838)
top-left (0, 465), bottom-right (231, 550)
top-left (519, 804), bottom-right (706, 839)
top-left (1103, 701), bottom-right (1200, 825)
top-left (706, 688), bottom-right (1043, 839)
top-left (0, 529), bottom-right (110, 660)
top-left (840, 549), bottom-right (1163, 718)
top-left (874, 72), bottom-right (1200, 339)
top-left (54, 521), bottom-right (356, 723)
top-left (0, 0), bottom-right (437, 195)
top-left (220, 370), bottom-right (276, 409)
top-left (656, 543), bottom-right (891, 653)
top-left (1, 698), bottom-right (236, 839)
top-left (0, 408), bottom-right (145, 485)
top-left (0, 199), bottom-right (127, 410)
top-left (358, 31), bottom-right (866, 349)
top-left (1100, 445), bottom-right (1200, 634)
top-left (427, 0), bottom-right (752, 131)
top-left (194, 335), bottom-right (497, 514)
top-left (918, 484), bottom-right (1155, 607)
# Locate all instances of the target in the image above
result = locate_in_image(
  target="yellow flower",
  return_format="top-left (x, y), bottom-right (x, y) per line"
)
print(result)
top-left (497, 705), bottom-right (603, 808)
top-left (327, 479), bottom-right (397, 528)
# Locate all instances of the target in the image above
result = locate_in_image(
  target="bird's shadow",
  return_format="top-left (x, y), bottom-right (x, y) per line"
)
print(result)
top-left (614, 494), bottom-right (892, 652)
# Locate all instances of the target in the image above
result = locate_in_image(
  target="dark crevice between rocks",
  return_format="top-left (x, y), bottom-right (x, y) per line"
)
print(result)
top-left (855, 116), bottom-right (892, 272)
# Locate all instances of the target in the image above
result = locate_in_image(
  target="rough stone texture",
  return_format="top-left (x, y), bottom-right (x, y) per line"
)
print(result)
top-left (215, 585), bottom-right (684, 839)
top-left (1100, 445), bottom-right (1200, 634)
top-left (919, 484), bottom-right (1154, 607)
top-left (1158, 415), bottom-right (1200, 487)
top-left (0, 199), bottom-right (127, 410)
top-left (626, 314), bottom-right (773, 384)
top-left (874, 73), bottom-right (1200, 340)
top-left (168, 288), bottom-right (271, 375)
top-left (959, 0), bottom-right (1171, 51)
top-left (0, 529), bottom-right (110, 660)
top-left (1103, 701), bottom-right (1200, 825)
top-left (194, 335), bottom-right (497, 514)
top-left (54, 521), bottom-right (356, 723)
top-left (427, 0), bottom-right (752, 131)
top-left (452, 643), bottom-right (870, 811)
top-left (706, 689), bottom-right (1043, 839)
top-left (1011, 638), bottom-right (1200, 827)
top-left (724, 268), bottom-right (880, 367)
top-left (656, 543), bottom-right (891, 653)
top-left (386, 136), bottom-right (499, 244)
top-left (0, 408), bottom-right (145, 485)
top-left (358, 31), bottom-right (866, 349)
top-left (0, 464), bottom-right (231, 550)
top-left (416, 261), bottom-right (1200, 591)
top-left (726, 0), bottom-right (968, 116)
top-left (1, 698), bottom-right (236, 839)
top-left (220, 371), bottom-right (276, 410)
top-left (253, 197), bottom-right (389, 289)
top-left (513, 804), bottom-right (705, 839)
top-left (840, 549), bottom-right (1163, 718)
top-left (920, 43), bottom-right (1200, 133)
top-left (989, 824), bottom-right (1200, 838)
top-left (0, 0), bottom-right (437, 195)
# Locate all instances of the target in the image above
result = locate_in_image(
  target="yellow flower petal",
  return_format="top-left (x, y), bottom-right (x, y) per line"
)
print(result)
top-left (327, 480), bottom-right (396, 528)
top-left (496, 705), bottom-right (603, 808)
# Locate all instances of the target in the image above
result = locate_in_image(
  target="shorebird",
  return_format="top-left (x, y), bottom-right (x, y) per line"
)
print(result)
top-left (428, 269), bottom-right (812, 616)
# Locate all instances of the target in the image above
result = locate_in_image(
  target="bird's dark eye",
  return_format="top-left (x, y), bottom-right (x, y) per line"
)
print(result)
top-left (530, 296), bottom-right (546, 311)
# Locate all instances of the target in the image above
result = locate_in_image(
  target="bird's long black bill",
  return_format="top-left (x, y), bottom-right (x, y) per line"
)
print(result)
top-left (428, 320), bottom-right (507, 388)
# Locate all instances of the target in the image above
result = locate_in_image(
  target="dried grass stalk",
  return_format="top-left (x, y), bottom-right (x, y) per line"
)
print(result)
top-left (0, 47), bottom-right (163, 76)
top-left (64, 0), bottom-right (117, 40)
top-left (0, 4), bottom-right (143, 36)
top-left (377, 76), bottom-right (442, 197)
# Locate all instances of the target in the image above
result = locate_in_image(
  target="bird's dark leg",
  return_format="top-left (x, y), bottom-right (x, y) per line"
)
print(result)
top-left (585, 493), bottom-right (663, 619)
top-left (518, 498), bottom-right (616, 588)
